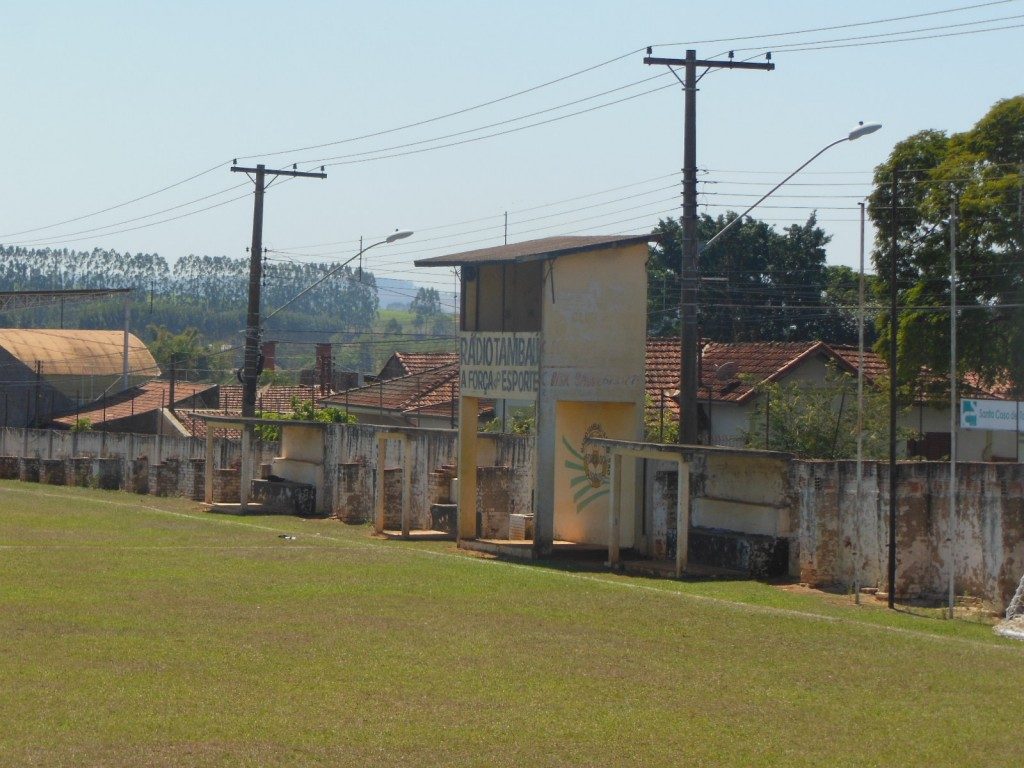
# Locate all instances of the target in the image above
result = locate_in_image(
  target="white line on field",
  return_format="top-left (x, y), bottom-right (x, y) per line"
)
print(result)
top-left (2, 484), bottom-right (1019, 654)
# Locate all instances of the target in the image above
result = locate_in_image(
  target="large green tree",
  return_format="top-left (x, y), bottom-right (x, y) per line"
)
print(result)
top-left (648, 212), bottom-right (858, 343)
top-left (868, 96), bottom-right (1024, 394)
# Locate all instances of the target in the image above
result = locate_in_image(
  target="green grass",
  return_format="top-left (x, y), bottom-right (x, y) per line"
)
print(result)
top-left (1, 480), bottom-right (1022, 767)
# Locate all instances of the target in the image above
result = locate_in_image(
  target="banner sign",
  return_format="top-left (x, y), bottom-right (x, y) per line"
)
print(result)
top-left (960, 398), bottom-right (1023, 432)
top-left (459, 332), bottom-right (540, 400)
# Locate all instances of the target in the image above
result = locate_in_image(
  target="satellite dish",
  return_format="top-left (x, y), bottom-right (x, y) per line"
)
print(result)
top-left (715, 361), bottom-right (739, 381)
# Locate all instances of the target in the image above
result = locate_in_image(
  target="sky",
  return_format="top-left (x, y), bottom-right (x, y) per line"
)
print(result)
top-left (1, 1), bottom-right (1022, 311)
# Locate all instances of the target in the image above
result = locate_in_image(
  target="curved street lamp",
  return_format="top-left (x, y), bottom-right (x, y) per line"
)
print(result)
top-left (677, 122), bottom-right (882, 448)
top-left (702, 122), bottom-right (882, 252)
top-left (264, 229), bottom-right (413, 321)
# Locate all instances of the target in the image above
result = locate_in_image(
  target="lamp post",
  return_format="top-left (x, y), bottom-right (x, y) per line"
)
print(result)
top-left (263, 229), bottom-right (413, 322)
top-left (855, 199), bottom-right (867, 605)
top-left (688, 124), bottom-right (881, 446)
top-left (702, 122), bottom-right (882, 253)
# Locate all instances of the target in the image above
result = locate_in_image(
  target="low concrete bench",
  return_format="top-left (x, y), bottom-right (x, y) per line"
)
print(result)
top-left (250, 478), bottom-right (317, 517)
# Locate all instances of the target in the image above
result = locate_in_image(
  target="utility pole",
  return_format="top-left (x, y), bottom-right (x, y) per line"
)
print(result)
top-left (644, 49), bottom-right (774, 443)
top-left (888, 170), bottom-right (899, 610)
top-left (230, 162), bottom-right (326, 416)
top-left (948, 195), bottom-right (958, 619)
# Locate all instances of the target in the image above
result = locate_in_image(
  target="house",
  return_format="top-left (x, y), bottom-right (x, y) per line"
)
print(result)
top-left (49, 379), bottom-right (218, 435)
top-left (646, 339), bottom-right (1018, 461)
top-left (323, 362), bottom-right (493, 429)
top-left (0, 328), bottom-right (157, 427)
top-left (377, 350), bottom-right (458, 381)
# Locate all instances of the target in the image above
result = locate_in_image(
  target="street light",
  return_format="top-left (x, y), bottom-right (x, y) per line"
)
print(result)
top-left (702, 122), bottom-right (882, 252)
top-left (264, 229), bottom-right (414, 321)
top-left (677, 122), bottom-right (882, 446)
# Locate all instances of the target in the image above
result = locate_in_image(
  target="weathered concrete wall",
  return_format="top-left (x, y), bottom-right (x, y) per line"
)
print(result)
top-left (644, 447), bottom-right (793, 568)
top-left (40, 458), bottom-right (65, 485)
top-left (0, 425), bottom-right (531, 531)
top-left (478, 466), bottom-right (515, 538)
top-left (212, 468), bottom-right (240, 504)
top-left (328, 425), bottom-right (531, 531)
top-left (795, 460), bottom-right (1024, 607)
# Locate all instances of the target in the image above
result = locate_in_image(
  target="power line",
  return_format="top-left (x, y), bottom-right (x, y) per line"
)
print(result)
top-left (292, 72), bottom-right (672, 167)
top-left (272, 172), bottom-right (682, 252)
top-left (650, 0), bottom-right (1020, 47)
top-left (0, 161), bottom-right (228, 240)
top-left (4, 183), bottom-right (250, 248)
top-left (754, 20), bottom-right (1024, 54)
top-left (235, 49), bottom-right (648, 161)
top-left (319, 82), bottom-right (677, 169)
top-left (716, 10), bottom-right (1024, 55)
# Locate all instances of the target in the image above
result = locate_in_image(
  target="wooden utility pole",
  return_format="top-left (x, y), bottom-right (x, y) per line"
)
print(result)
top-left (230, 163), bottom-right (326, 416)
top-left (644, 50), bottom-right (774, 443)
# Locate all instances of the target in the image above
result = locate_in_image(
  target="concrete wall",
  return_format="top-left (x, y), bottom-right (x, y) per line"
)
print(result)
top-left (795, 460), bottom-right (1024, 607)
top-left (0, 424), bottom-right (532, 533)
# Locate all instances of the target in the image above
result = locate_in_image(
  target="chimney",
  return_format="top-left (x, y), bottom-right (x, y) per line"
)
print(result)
top-left (260, 340), bottom-right (277, 372)
top-left (315, 343), bottom-right (332, 395)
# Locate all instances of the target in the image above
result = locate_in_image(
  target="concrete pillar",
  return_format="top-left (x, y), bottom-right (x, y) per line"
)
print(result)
top-left (676, 459), bottom-right (690, 577)
top-left (532, 395), bottom-right (555, 556)
top-left (457, 397), bottom-right (479, 540)
top-left (204, 429), bottom-right (214, 504)
top-left (240, 425), bottom-right (252, 507)
top-left (321, 426), bottom-right (339, 516)
top-left (375, 435), bottom-right (388, 534)
top-left (607, 452), bottom-right (622, 567)
top-left (401, 436), bottom-right (412, 538)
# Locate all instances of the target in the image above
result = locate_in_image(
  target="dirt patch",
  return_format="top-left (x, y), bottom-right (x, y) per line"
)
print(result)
top-left (774, 582), bottom-right (1002, 624)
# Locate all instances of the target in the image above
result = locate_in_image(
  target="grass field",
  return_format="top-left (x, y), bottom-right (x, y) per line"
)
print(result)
top-left (1, 480), bottom-right (1022, 767)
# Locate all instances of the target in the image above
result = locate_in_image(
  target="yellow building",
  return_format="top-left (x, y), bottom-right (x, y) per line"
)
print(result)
top-left (416, 234), bottom-right (657, 555)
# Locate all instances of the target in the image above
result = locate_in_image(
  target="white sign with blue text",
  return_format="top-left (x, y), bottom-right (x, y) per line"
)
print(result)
top-left (960, 398), bottom-right (1023, 432)
top-left (459, 332), bottom-right (541, 400)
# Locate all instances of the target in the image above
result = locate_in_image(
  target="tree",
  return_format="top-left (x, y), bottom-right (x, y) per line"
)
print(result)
top-left (410, 287), bottom-right (442, 331)
top-left (648, 212), bottom-right (855, 343)
top-left (743, 365), bottom-right (903, 459)
top-left (383, 317), bottom-right (402, 335)
top-left (868, 96), bottom-right (1024, 395)
top-left (146, 325), bottom-right (213, 380)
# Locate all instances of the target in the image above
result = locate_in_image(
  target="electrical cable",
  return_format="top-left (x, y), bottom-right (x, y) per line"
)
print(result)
top-left (649, 0), bottom-right (1020, 47)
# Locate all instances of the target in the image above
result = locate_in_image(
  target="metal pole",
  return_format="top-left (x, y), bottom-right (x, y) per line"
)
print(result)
top-left (888, 171), bottom-right (899, 610)
top-left (855, 201), bottom-right (866, 604)
top-left (948, 196), bottom-right (958, 619)
top-left (679, 49), bottom-right (699, 445)
top-left (122, 292), bottom-right (130, 390)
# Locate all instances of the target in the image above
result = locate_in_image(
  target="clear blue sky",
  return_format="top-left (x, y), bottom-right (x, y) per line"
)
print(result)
top-left (1, 1), bottom-right (1021, 307)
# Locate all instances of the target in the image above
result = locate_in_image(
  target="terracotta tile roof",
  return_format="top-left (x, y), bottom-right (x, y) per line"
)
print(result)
top-left (396, 350), bottom-right (459, 375)
top-left (255, 385), bottom-right (320, 413)
top-left (645, 339), bottom-right (880, 408)
top-left (832, 345), bottom-right (1014, 401)
top-left (325, 363), bottom-right (494, 421)
top-left (961, 372), bottom-right (1016, 400)
top-left (325, 363), bottom-right (459, 413)
top-left (414, 234), bottom-right (659, 268)
top-left (216, 384), bottom-right (320, 414)
top-left (52, 380), bottom-right (215, 427)
top-left (830, 345), bottom-right (888, 383)
top-left (176, 410), bottom-right (242, 440)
